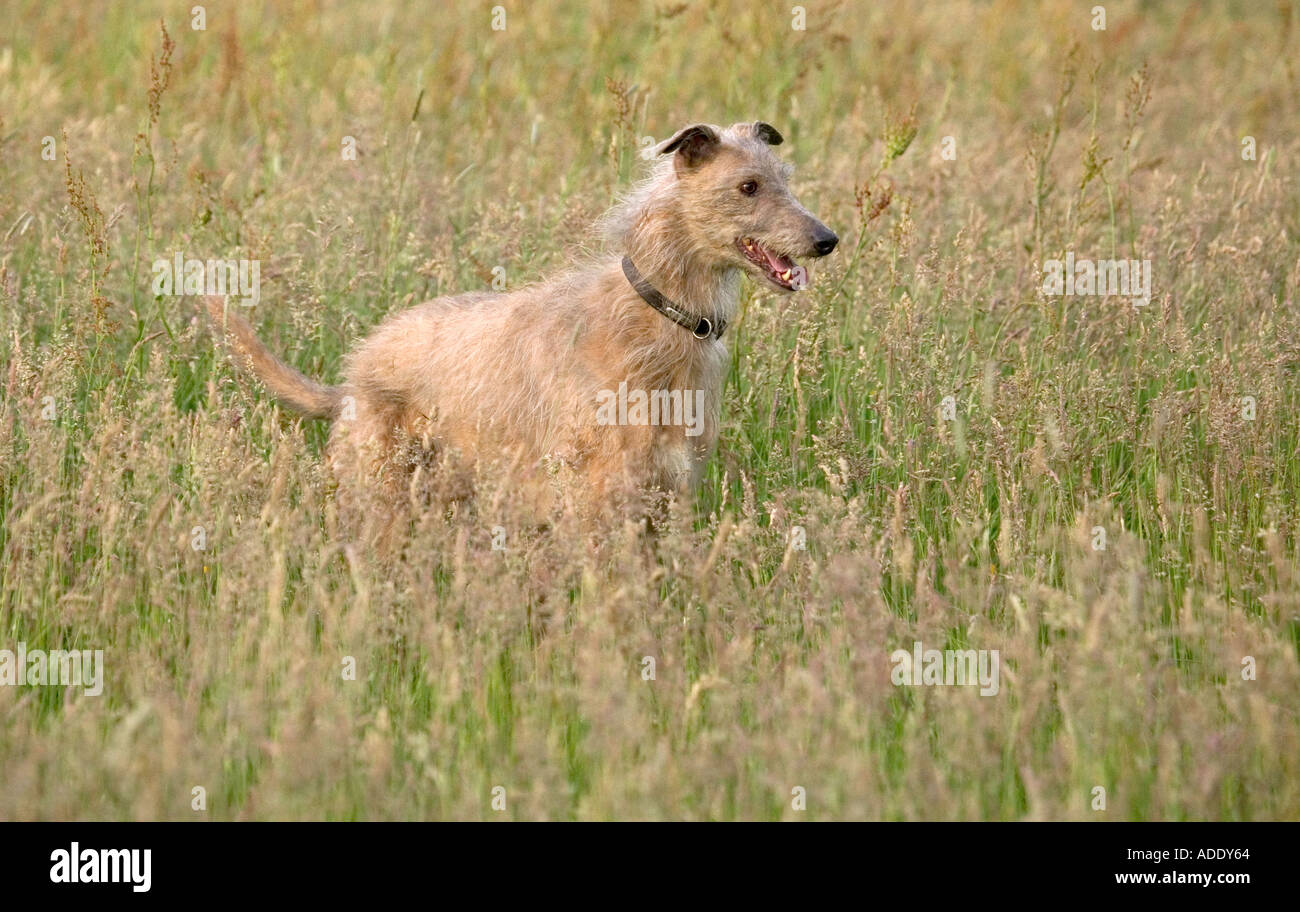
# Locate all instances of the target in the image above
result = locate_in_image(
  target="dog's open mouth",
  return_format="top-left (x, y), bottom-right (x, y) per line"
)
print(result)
top-left (737, 237), bottom-right (808, 291)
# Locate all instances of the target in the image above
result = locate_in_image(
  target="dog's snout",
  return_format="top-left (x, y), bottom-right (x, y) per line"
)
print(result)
top-left (811, 227), bottom-right (839, 257)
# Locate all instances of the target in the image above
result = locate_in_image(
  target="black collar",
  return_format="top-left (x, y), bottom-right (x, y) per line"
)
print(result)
top-left (621, 256), bottom-right (726, 340)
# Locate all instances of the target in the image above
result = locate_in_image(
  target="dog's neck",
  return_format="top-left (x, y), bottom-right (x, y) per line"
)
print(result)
top-left (621, 218), bottom-right (739, 327)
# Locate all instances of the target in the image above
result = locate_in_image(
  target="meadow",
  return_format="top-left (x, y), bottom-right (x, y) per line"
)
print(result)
top-left (1, 0), bottom-right (1298, 820)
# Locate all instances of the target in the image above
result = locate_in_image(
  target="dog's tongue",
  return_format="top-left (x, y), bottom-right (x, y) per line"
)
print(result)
top-left (763, 248), bottom-right (793, 273)
top-left (758, 244), bottom-right (808, 289)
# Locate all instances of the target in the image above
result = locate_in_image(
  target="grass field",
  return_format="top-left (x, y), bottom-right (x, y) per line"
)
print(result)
top-left (1, 0), bottom-right (1298, 820)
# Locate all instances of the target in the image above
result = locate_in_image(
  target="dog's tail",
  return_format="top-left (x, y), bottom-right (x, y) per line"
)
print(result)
top-left (203, 296), bottom-right (341, 419)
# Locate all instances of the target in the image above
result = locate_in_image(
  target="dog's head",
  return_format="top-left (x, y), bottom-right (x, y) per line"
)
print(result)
top-left (657, 121), bottom-right (838, 293)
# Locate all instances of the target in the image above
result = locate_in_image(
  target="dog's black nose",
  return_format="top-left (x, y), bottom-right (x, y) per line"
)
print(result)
top-left (812, 230), bottom-right (839, 257)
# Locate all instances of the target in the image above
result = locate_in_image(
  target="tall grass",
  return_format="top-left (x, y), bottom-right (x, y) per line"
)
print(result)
top-left (0, 0), bottom-right (1297, 819)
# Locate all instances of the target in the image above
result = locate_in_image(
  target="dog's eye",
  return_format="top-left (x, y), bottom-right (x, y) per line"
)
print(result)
top-left (739, 180), bottom-right (758, 196)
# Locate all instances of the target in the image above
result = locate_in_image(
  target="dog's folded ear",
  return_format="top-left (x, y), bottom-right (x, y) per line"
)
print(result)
top-left (659, 124), bottom-right (721, 170)
top-left (748, 123), bottom-right (785, 146)
top-left (750, 122), bottom-right (784, 145)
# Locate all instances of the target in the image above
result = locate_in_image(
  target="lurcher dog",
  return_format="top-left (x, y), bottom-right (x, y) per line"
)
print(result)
top-left (206, 121), bottom-right (837, 531)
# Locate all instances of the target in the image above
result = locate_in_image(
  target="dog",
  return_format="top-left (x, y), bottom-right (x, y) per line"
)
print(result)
top-left (206, 121), bottom-right (837, 530)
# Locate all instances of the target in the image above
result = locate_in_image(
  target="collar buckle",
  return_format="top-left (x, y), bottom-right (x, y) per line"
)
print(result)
top-left (622, 256), bottom-right (725, 341)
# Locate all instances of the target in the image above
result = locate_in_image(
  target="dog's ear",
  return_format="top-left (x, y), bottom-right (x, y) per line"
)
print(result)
top-left (659, 124), bottom-right (721, 170)
top-left (750, 122), bottom-right (784, 145)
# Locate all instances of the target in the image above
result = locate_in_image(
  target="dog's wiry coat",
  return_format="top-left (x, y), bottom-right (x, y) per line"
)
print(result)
top-left (206, 121), bottom-right (837, 528)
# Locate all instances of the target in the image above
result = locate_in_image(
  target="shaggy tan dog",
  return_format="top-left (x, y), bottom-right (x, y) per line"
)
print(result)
top-left (206, 121), bottom-right (837, 528)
